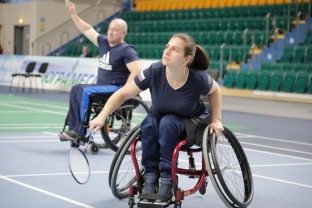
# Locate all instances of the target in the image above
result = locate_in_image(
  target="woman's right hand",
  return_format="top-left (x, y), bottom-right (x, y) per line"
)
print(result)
top-left (89, 115), bottom-right (105, 133)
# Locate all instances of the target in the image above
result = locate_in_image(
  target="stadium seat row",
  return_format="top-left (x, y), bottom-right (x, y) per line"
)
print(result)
top-left (224, 69), bottom-right (312, 93)
top-left (261, 62), bottom-right (312, 72)
top-left (134, 0), bottom-right (309, 11)
top-left (123, 3), bottom-right (308, 21)
top-left (280, 45), bottom-right (312, 64)
top-left (125, 31), bottom-right (266, 46)
top-left (125, 17), bottom-right (289, 33)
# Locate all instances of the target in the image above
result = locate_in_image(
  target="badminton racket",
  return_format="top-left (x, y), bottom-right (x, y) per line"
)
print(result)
top-left (68, 129), bottom-right (95, 184)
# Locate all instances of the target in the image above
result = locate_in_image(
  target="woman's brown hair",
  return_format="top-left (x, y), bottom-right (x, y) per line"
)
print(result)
top-left (172, 33), bottom-right (210, 70)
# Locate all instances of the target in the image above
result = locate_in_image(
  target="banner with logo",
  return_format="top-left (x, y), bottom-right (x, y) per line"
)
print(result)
top-left (0, 55), bottom-right (154, 101)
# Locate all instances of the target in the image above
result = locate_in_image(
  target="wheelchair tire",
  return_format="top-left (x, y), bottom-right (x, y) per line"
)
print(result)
top-left (100, 97), bottom-right (149, 152)
top-left (109, 126), bottom-right (144, 199)
top-left (203, 126), bottom-right (254, 208)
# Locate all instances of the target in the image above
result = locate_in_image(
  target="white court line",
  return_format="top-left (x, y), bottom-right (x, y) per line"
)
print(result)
top-left (252, 174), bottom-right (312, 189)
top-left (0, 175), bottom-right (95, 208)
top-left (0, 140), bottom-right (58, 143)
top-left (179, 159), bottom-right (312, 168)
top-left (18, 101), bottom-right (67, 110)
top-left (0, 126), bottom-right (63, 130)
top-left (244, 147), bottom-right (312, 162)
top-left (5, 171), bottom-right (109, 178)
top-left (0, 103), bottom-right (66, 115)
top-left (0, 123), bottom-right (62, 126)
top-left (0, 135), bottom-right (55, 139)
top-left (0, 111), bottom-right (42, 113)
top-left (251, 162), bottom-right (312, 167)
top-left (240, 141), bottom-right (312, 156)
top-left (1, 101), bottom-right (67, 110)
top-left (236, 133), bottom-right (312, 146)
top-left (179, 159), bottom-right (312, 189)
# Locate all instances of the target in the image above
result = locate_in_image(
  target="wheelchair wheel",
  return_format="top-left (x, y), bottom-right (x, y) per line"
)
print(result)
top-left (101, 96), bottom-right (149, 152)
top-left (109, 126), bottom-right (144, 199)
top-left (203, 126), bottom-right (254, 208)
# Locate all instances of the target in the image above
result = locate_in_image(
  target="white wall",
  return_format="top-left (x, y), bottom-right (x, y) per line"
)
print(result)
top-left (0, 4), bottom-right (4, 48)
top-left (0, 1), bottom-right (120, 55)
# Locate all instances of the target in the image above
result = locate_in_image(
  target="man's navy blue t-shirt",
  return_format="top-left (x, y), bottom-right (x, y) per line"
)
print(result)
top-left (97, 35), bottom-right (139, 85)
top-left (134, 61), bottom-right (214, 117)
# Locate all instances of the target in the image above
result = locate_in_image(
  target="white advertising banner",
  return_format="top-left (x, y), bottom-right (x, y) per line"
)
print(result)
top-left (0, 55), bottom-right (154, 101)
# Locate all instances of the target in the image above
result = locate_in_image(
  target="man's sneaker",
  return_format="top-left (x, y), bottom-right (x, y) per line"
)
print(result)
top-left (140, 173), bottom-right (158, 204)
top-left (154, 177), bottom-right (173, 205)
top-left (58, 132), bottom-right (68, 141)
top-left (63, 130), bottom-right (78, 141)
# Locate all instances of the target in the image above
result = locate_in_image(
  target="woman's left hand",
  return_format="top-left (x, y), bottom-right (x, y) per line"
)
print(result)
top-left (209, 120), bottom-right (224, 136)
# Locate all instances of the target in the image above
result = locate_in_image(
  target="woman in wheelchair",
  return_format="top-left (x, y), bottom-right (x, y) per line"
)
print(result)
top-left (89, 33), bottom-right (224, 205)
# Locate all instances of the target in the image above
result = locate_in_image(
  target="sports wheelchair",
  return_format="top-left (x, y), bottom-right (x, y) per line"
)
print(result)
top-left (61, 93), bottom-right (150, 154)
top-left (108, 115), bottom-right (254, 208)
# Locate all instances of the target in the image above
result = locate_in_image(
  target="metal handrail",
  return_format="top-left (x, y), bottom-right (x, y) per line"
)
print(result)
top-left (265, 12), bottom-right (271, 45)
top-left (33, 4), bottom-right (94, 44)
top-left (274, 27), bottom-right (279, 61)
top-left (219, 43), bottom-right (225, 80)
top-left (243, 28), bottom-right (248, 59)
top-left (297, 11), bottom-right (302, 45)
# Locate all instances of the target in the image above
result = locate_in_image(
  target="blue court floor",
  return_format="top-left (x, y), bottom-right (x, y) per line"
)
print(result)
top-left (0, 87), bottom-right (311, 208)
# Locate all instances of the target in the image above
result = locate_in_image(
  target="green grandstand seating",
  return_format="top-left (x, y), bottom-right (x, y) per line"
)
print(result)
top-left (304, 30), bottom-right (312, 45)
top-left (257, 70), bottom-right (272, 90)
top-left (281, 46), bottom-right (295, 63)
top-left (260, 62), bottom-right (272, 71)
top-left (224, 31), bottom-right (234, 45)
top-left (268, 71), bottom-right (284, 91)
top-left (215, 31), bottom-right (226, 45)
top-left (281, 63), bottom-right (294, 72)
top-left (223, 70), bottom-right (238, 88)
top-left (234, 70), bottom-right (249, 89)
top-left (292, 46), bottom-right (306, 63)
top-left (306, 76), bottom-right (312, 94)
top-left (293, 63), bottom-right (307, 72)
top-left (306, 65), bottom-right (312, 73)
top-left (230, 46), bottom-right (242, 63)
top-left (304, 46), bottom-right (312, 63)
top-left (280, 72), bottom-right (297, 92)
top-left (62, 44), bottom-right (77, 57)
top-left (271, 63), bottom-right (283, 71)
top-left (245, 70), bottom-right (260, 90)
top-left (293, 72), bottom-right (310, 93)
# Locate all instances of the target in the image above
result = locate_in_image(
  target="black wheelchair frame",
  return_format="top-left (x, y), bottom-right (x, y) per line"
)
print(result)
top-left (61, 94), bottom-right (150, 154)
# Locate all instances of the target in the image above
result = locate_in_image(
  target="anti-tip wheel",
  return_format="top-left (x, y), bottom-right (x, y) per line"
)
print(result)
top-left (88, 143), bottom-right (99, 155)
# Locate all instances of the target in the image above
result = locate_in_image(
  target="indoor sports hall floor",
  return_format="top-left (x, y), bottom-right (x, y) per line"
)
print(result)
top-left (0, 85), bottom-right (311, 208)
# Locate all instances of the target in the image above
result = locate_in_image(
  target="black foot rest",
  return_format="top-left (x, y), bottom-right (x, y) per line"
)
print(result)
top-left (137, 194), bottom-right (173, 208)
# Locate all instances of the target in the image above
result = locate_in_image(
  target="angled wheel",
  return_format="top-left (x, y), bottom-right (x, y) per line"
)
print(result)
top-left (88, 143), bottom-right (99, 155)
top-left (109, 126), bottom-right (144, 199)
top-left (101, 96), bottom-right (149, 152)
top-left (203, 126), bottom-right (254, 208)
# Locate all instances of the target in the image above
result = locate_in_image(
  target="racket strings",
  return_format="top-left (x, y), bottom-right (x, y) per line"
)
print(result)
top-left (69, 148), bottom-right (90, 184)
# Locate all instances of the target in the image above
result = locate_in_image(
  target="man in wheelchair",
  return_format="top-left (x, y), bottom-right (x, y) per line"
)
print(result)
top-left (58, 2), bottom-right (142, 142)
top-left (89, 33), bottom-right (224, 206)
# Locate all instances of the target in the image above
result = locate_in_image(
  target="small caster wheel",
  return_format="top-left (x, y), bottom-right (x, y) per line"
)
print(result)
top-left (174, 201), bottom-right (182, 208)
top-left (88, 143), bottom-right (99, 154)
top-left (70, 141), bottom-right (78, 148)
top-left (128, 197), bottom-right (135, 208)
top-left (199, 181), bottom-right (208, 195)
